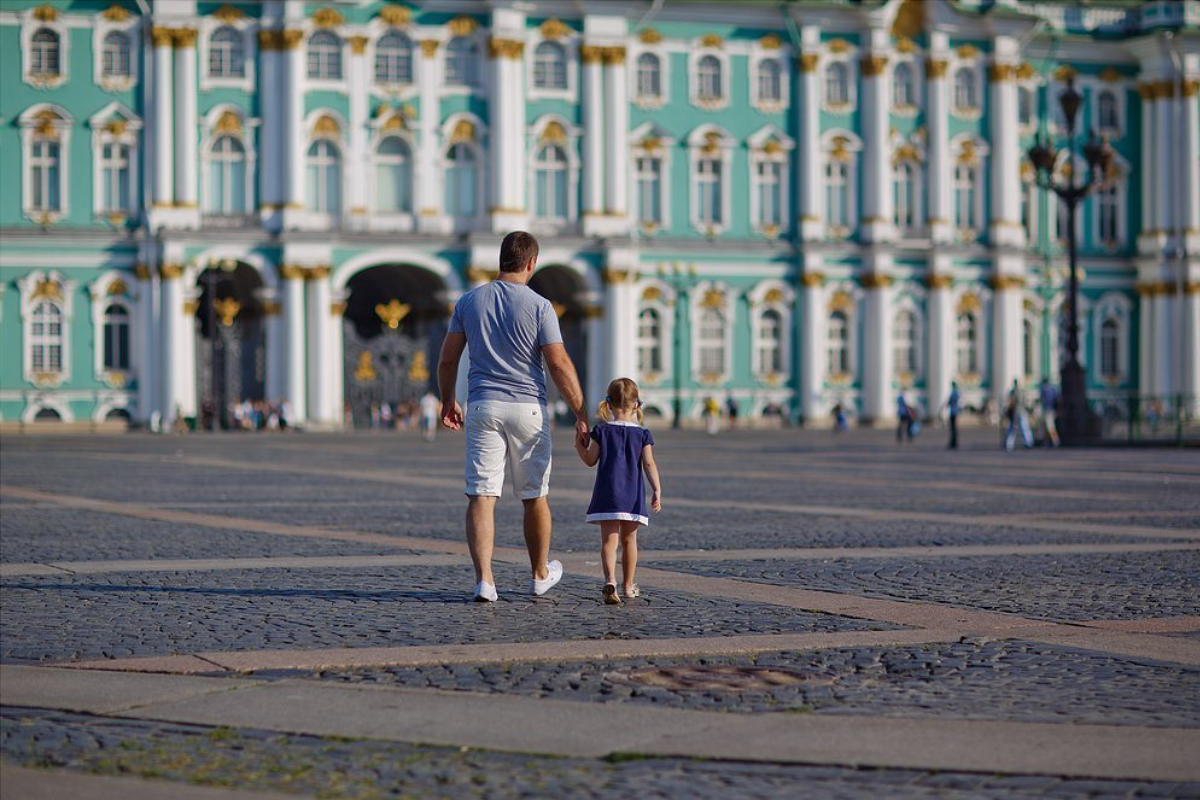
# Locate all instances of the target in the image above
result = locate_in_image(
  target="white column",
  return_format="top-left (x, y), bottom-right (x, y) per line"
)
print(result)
top-left (1158, 82), bottom-right (1176, 246)
top-left (586, 296), bottom-right (605, 411)
top-left (1138, 83), bottom-right (1156, 244)
top-left (861, 272), bottom-right (893, 424)
top-left (1185, 282), bottom-right (1200, 407)
top-left (798, 28), bottom-right (822, 241)
top-left (136, 264), bottom-right (158, 423)
top-left (305, 268), bottom-right (333, 424)
top-left (800, 267), bottom-right (827, 422)
top-left (991, 270), bottom-right (1025, 409)
top-left (1184, 82), bottom-right (1200, 246)
top-left (173, 29), bottom-right (198, 210)
top-left (926, 38), bottom-right (952, 244)
top-left (581, 46), bottom-right (605, 229)
top-left (488, 32), bottom-right (527, 231)
top-left (151, 27), bottom-right (174, 209)
top-left (1138, 285), bottom-right (1155, 396)
top-left (1155, 290), bottom-right (1174, 396)
top-left (283, 30), bottom-right (306, 224)
top-left (604, 270), bottom-right (638, 383)
top-left (347, 36), bottom-right (369, 225)
top-left (603, 47), bottom-right (629, 220)
top-left (329, 297), bottom-right (346, 427)
top-left (416, 38), bottom-right (441, 228)
top-left (258, 30), bottom-right (282, 228)
top-left (989, 49), bottom-right (1023, 247)
top-left (859, 37), bottom-right (892, 243)
top-left (264, 299), bottom-right (284, 403)
top-left (926, 263), bottom-right (954, 415)
top-left (282, 266), bottom-right (307, 422)
top-left (159, 264), bottom-right (185, 422)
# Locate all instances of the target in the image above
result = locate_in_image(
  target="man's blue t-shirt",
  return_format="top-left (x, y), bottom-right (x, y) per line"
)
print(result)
top-left (448, 280), bottom-right (563, 405)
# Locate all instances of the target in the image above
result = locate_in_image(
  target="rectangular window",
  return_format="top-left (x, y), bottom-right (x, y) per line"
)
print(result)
top-left (696, 158), bottom-right (722, 225)
top-left (757, 161), bottom-right (782, 227)
top-left (636, 157), bottom-right (662, 224)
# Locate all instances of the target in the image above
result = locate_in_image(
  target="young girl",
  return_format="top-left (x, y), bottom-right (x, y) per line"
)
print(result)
top-left (575, 378), bottom-right (662, 604)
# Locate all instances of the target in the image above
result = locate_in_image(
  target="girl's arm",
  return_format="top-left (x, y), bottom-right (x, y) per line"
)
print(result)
top-left (642, 444), bottom-right (662, 511)
top-left (576, 434), bottom-right (600, 467)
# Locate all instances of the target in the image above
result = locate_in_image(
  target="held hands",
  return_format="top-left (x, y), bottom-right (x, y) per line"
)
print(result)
top-left (650, 490), bottom-right (662, 513)
top-left (440, 401), bottom-right (464, 431)
top-left (574, 416), bottom-right (590, 449)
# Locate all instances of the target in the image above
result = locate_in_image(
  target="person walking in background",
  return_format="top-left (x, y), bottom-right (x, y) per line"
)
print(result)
top-left (896, 392), bottom-right (914, 443)
top-left (1039, 378), bottom-right (1060, 448)
top-left (436, 231), bottom-right (589, 603)
top-left (725, 392), bottom-right (739, 429)
top-left (575, 378), bottom-right (662, 605)
top-left (419, 390), bottom-right (439, 442)
top-left (704, 396), bottom-right (721, 435)
top-left (1004, 379), bottom-right (1033, 451)
top-left (946, 381), bottom-right (961, 450)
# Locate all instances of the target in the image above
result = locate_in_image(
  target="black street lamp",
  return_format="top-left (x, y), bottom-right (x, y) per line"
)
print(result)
top-left (657, 262), bottom-right (695, 429)
top-left (1026, 75), bottom-right (1114, 443)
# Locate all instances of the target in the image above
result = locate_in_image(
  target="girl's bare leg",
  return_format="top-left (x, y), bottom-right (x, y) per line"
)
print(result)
top-left (620, 522), bottom-right (639, 593)
top-left (600, 521), bottom-right (620, 588)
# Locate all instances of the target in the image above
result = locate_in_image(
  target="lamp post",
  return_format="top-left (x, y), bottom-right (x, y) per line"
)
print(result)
top-left (1026, 75), bottom-right (1114, 443)
top-left (657, 261), bottom-right (695, 429)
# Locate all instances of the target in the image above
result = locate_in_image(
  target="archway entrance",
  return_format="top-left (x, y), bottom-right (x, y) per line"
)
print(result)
top-left (194, 262), bottom-right (265, 430)
top-left (343, 265), bottom-right (448, 428)
top-left (529, 266), bottom-right (588, 417)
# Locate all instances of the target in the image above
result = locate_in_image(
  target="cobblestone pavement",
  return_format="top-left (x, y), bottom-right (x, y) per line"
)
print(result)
top-left (658, 551), bottom-right (1200, 621)
top-left (2, 430), bottom-right (1199, 798)
top-left (299, 639), bottom-right (1200, 728)
top-left (5, 708), bottom-right (1197, 800)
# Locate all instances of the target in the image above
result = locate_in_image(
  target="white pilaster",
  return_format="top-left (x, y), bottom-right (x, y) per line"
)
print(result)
top-left (416, 38), bottom-right (441, 230)
top-left (329, 296), bottom-right (346, 427)
top-left (258, 30), bottom-right (283, 230)
top-left (586, 294), bottom-right (605, 411)
top-left (1138, 285), bottom-right (1155, 396)
top-left (926, 34), bottom-right (952, 244)
top-left (603, 48), bottom-right (629, 221)
top-left (347, 36), bottom-right (369, 227)
top-left (283, 30), bottom-right (307, 228)
top-left (859, 30), bottom-right (892, 244)
top-left (152, 28), bottom-right (174, 212)
top-left (581, 48), bottom-right (605, 231)
top-left (1157, 83), bottom-right (1176, 248)
top-left (800, 262), bottom-right (827, 422)
top-left (173, 29), bottom-right (198, 218)
top-left (265, 300), bottom-right (284, 402)
top-left (991, 262), bottom-right (1025, 410)
top-left (604, 268), bottom-right (638, 384)
top-left (282, 266), bottom-right (307, 422)
top-left (488, 11), bottom-right (528, 232)
top-left (798, 27), bottom-right (822, 241)
top-left (861, 266), bottom-right (894, 424)
top-left (989, 40), bottom-right (1023, 248)
top-left (1184, 82), bottom-right (1200, 247)
top-left (159, 264), bottom-right (192, 422)
top-left (1185, 282), bottom-right (1200, 407)
top-left (136, 262), bottom-right (158, 423)
top-left (1154, 291), bottom-right (1174, 396)
top-left (926, 257), bottom-right (954, 415)
top-left (1138, 83), bottom-right (1157, 249)
top-left (306, 268), bottom-right (333, 425)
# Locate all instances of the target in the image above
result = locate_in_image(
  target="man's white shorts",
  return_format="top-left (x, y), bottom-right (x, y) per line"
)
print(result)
top-left (464, 400), bottom-right (552, 499)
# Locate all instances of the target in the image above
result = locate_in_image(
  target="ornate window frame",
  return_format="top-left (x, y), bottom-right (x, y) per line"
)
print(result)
top-left (825, 284), bottom-right (860, 385)
top-left (527, 115), bottom-right (580, 230)
top-left (821, 39), bottom-right (858, 114)
top-left (367, 123), bottom-right (417, 229)
top-left (891, 134), bottom-right (926, 239)
top-left (302, 109), bottom-right (348, 224)
top-left (200, 105), bottom-right (258, 217)
top-left (93, 9), bottom-right (139, 92)
top-left (442, 23), bottom-right (485, 96)
top-left (88, 102), bottom-right (142, 222)
top-left (440, 112), bottom-right (488, 232)
top-left (950, 46), bottom-right (983, 120)
top-left (891, 296), bottom-right (925, 387)
top-left (22, 10), bottom-right (67, 89)
top-left (1091, 152), bottom-right (1128, 252)
top-left (950, 134), bottom-right (989, 242)
top-left (528, 22), bottom-right (578, 102)
top-left (686, 125), bottom-right (734, 236)
top-left (748, 280), bottom-right (794, 384)
top-left (19, 104), bottom-right (72, 225)
top-left (690, 280), bottom-right (734, 386)
top-left (749, 37), bottom-right (789, 114)
top-left (748, 125), bottom-right (793, 239)
top-left (952, 287), bottom-right (991, 385)
top-left (18, 269), bottom-right (75, 388)
top-left (1092, 292), bottom-right (1131, 385)
top-left (306, 28), bottom-right (348, 90)
top-left (88, 271), bottom-right (136, 387)
top-left (636, 281), bottom-right (674, 386)
top-left (633, 50), bottom-right (667, 109)
top-left (890, 55), bottom-right (922, 116)
top-left (688, 36), bottom-right (730, 111)
top-left (631, 124), bottom-right (674, 235)
top-left (821, 129), bottom-right (863, 239)
top-left (199, 14), bottom-right (255, 92)
top-left (1092, 81), bottom-right (1125, 139)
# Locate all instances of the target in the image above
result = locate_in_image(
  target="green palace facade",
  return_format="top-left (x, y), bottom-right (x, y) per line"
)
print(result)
top-left (1, 0), bottom-right (1197, 429)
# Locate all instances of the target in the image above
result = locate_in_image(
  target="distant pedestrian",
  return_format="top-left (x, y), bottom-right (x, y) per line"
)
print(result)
top-left (945, 381), bottom-right (960, 450)
top-left (419, 391), bottom-right (439, 442)
top-left (1004, 379), bottom-right (1033, 450)
top-left (1039, 378), bottom-right (1060, 448)
top-left (704, 396), bottom-right (721, 435)
top-left (575, 378), bottom-right (662, 605)
top-left (726, 392), bottom-right (739, 429)
top-left (832, 402), bottom-right (848, 433)
top-left (896, 393), bottom-right (914, 443)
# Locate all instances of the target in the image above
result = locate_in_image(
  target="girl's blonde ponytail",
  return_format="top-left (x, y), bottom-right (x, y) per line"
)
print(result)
top-left (597, 399), bottom-right (612, 421)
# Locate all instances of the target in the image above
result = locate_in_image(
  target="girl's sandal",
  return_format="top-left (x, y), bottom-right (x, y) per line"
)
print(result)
top-left (603, 583), bottom-right (622, 605)
top-left (625, 585), bottom-right (640, 599)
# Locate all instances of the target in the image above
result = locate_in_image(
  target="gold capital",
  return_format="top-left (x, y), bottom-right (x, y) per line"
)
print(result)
top-left (799, 53), bottom-right (819, 73)
top-left (279, 264), bottom-right (305, 280)
top-left (990, 275), bottom-right (1025, 291)
top-left (134, 264), bottom-right (152, 281)
top-left (989, 63), bottom-right (1017, 82)
top-left (151, 26), bottom-right (174, 48)
top-left (467, 267), bottom-right (498, 283)
top-left (580, 44), bottom-right (604, 65)
top-left (601, 46), bottom-right (626, 65)
top-left (173, 28), bottom-right (197, 48)
top-left (305, 266), bottom-right (331, 280)
top-left (488, 38), bottom-right (524, 60)
top-left (604, 269), bottom-right (633, 285)
top-left (801, 272), bottom-right (825, 288)
top-left (348, 35), bottom-right (369, 55)
top-left (860, 55), bottom-right (888, 77)
top-left (860, 273), bottom-right (893, 289)
top-left (925, 58), bottom-right (948, 78)
top-left (420, 39), bottom-right (439, 57)
top-left (281, 29), bottom-right (304, 50)
top-left (926, 274), bottom-right (953, 289)
top-left (159, 263), bottom-right (184, 280)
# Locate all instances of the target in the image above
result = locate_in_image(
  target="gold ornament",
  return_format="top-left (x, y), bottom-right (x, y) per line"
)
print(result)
top-left (375, 299), bottom-right (411, 329)
top-left (312, 8), bottom-right (344, 29)
top-left (540, 19), bottom-right (571, 40)
top-left (447, 16), bottom-right (478, 37)
top-left (378, 4), bottom-right (411, 27)
top-left (639, 28), bottom-right (663, 45)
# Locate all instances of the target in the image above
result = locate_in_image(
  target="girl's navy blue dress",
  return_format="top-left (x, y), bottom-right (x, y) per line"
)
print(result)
top-left (585, 420), bottom-right (655, 526)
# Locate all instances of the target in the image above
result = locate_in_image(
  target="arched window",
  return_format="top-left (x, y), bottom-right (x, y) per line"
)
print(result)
top-left (697, 307), bottom-right (726, 375)
top-left (30, 28), bottom-right (60, 76)
top-left (209, 26), bottom-right (245, 78)
top-left (636, 155), bottom-right (662, 225)
top-left (757, 58), bottom-right (782, 103)
top-left (102, 31), bottom-right (131, 78)
top-left (375, 136), bottom-right (412, 213)
top-left (1097, 183), bottom-right (1119, 247)
top-left (375, 32), bottom-right (413, 84)
top-left (305, 139), bottom-right (341, 214)
top-left (533, 143), bottom-right (568, 221)
top-left (206, 135), bottom-right (247, 214)
top-left (445, 37), bottom-right (478, 86)
top-left (1100, 317), bottom-right (1120, 378)
top-left (30, 136), bottom-right (61, 212)
top-left (533, 41), bottom-right (566, 90)
top-left (307, 31), bottom-right (342, 80)
top-left (697, 55), bottom-right (722, 101)
top-left (1098, 90), bottom-right (1118, 130)
top-left (696, 156), bottom-right (722, 225)
top-left (757, 308), bottom-right (783, 375)
top-left (756, 158), bottom-right (783, 228)
top-left (956, 312), bottom-right (979, 374)
top-left (445, 143), bottom-right (477, 217)
top-left (637, 53), bottom-right (661, 99)
top-left (637, 308), bottom-right (662, 374)
top-left (1018, 87), bottom-right (1033, 125)
top-left (893, 310), bottom-right (917, 376)
top-left (894, 160), bottom-right (918, 235)
top-left (99, 142), bottom-right (132, 213)
top-left (826, 61), bottom-right (849, 105)
top-left (102, 303), bottom-right (130, 372)
top-left (954, 67), bottom-right (976, 108)
top-left (29, 301), bottom-right (64, 375)
top-left (954, 163), bottom-right (977, 231)
top-left (828, 311), bottom-right (849, 375)
top-left (1023, 317), bottom-right (1035, 378)
top-left (825, 160), bottom-right (849, 229)
top-left (892, 62), bottom-right (913, 107)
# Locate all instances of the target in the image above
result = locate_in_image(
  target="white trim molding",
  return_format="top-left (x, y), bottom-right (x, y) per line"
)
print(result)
top-left (92, 11), bottom-right (139, 92)
top-left (527, 113), bottom-right (581, 233)
top-left (747, 279), bottom-right (794, 384)
top-left (690, 280), bottom-right (735, 386)
top-left (688, 36), bottom-right (731, 111)
top-left (18, 269), bottom-right (76, 388)
top-left (21, 9), bottom-right (68, 89)
top-left (686, 124), bottom-right (735, 236)
top-left (630, 123), bottom-right (675, 237)
top-left (747, 124), bottom-right (794, 239)
top-left (87, 270), bottom-right (135, 388)
top-left (18, 103), bottom-right (73, 225)
top-left (821, 128), bottom-right (863, 240)
top-left (88, 101), bottom-right (142, 223)
top-left (1093, 291), bottom-right (1132, 386)
top-left (821, 38), bottom-right (859, 115)
top-left (635, 279), bottom-right (675, 388)
top-left (749, 38), bottom-right (790, 114)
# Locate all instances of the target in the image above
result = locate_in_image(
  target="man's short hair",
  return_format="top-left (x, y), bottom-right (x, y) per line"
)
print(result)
top-left (499, 231), bottom-right (539, 273)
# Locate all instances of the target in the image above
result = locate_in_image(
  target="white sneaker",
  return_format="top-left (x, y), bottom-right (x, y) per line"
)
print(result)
top-left (473, 581), bottom-right (498, 602)
top-left (531, 560), bottom-right (563, 596)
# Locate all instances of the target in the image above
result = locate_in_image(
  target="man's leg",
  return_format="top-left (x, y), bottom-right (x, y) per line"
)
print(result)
top-left (466, 495), bottom-right (497, 585)
top-left (522, 497), bottom-right (551, 581)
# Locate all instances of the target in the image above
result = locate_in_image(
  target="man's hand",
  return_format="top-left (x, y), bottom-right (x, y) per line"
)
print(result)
top-left (575, 416), bottom-right (590, 449)
top-left (441, 401), bottom-right (464, 431)
top-left (650, 491), bottom-right (662, 513)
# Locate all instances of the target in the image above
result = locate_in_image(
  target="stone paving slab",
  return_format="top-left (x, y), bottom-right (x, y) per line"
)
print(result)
top-left (0, 765), bottom-right (305, 800)
top-left (7, 708), bottom-right (1196, 800)
top-left (0, 564), bottom-right (898, 664)
top-left (301, 639), bottom-right (1200, 728)
top-left (657, 551), bottom-right (1200, 621)
top-left (0, 665), bottom-right (258, 715)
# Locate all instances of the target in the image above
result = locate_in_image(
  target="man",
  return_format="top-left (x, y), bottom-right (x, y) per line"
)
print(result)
top-left (418, 390), bottom-right (439, 443)
top-left (1039, 378), bottom-right (1060, 448)
top-left (946, 381), bottom-right (960, 450)
top-left (436, 231), bottom-right (589, 602)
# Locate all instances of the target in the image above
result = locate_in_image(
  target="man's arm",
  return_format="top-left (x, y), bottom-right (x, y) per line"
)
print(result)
top-left (437, 331), bottom-right (467, 430)
top-left (542, 342), bottom-right (589, 446)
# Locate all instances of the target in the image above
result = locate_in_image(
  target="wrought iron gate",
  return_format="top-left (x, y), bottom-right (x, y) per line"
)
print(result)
top-left (343, 323), bottom-right (437, 428)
